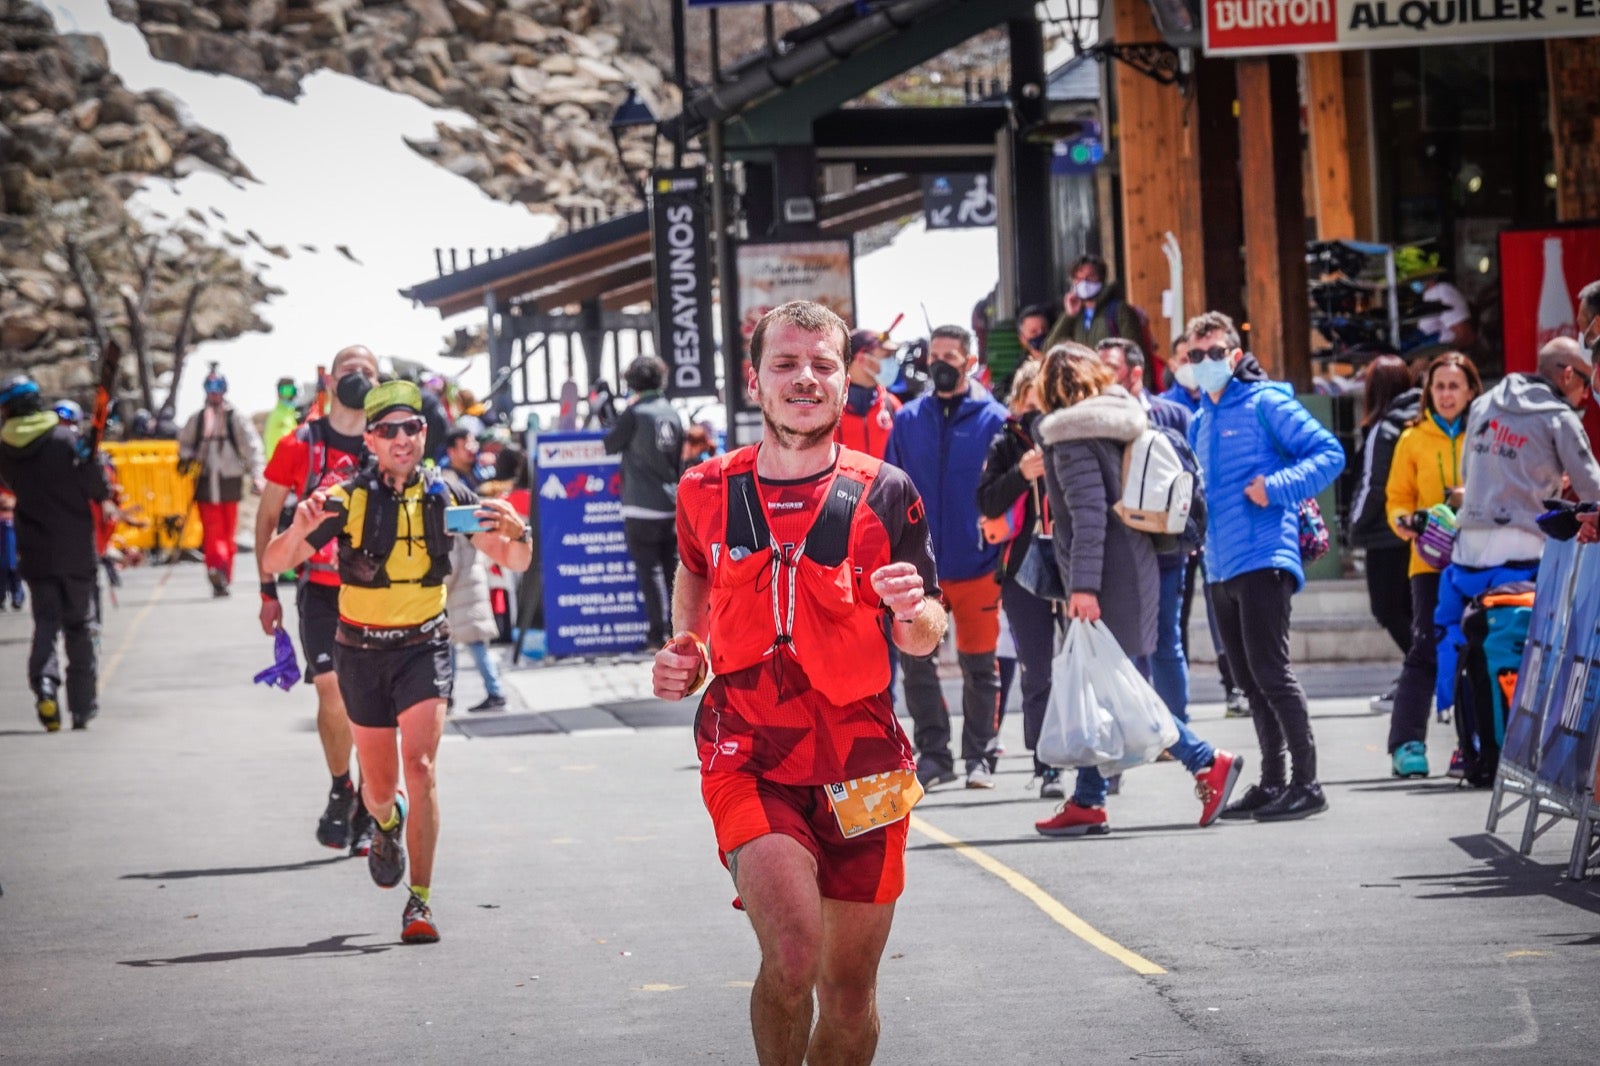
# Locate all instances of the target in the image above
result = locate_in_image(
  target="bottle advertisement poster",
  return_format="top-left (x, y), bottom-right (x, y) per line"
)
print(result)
top-left (1498, 224), bottom-right (1600, 374)
top-left (531, 432), bottom-right (649, 658)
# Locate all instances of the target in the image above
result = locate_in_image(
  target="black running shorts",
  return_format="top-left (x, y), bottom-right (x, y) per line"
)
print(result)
top-left (333, 637), bottom-right (453, 728)
top-left (296, 582), bottom-right (340, 683)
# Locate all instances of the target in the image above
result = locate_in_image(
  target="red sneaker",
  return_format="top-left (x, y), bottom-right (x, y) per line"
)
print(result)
top-left (1035, 801), bottom-right (1110, 837)
top-left (1194, 750), bottom-right (1244, 827)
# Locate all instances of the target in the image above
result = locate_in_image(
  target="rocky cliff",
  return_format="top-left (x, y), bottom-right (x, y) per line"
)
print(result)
top-left (0, 0), bottom-right (273, 405)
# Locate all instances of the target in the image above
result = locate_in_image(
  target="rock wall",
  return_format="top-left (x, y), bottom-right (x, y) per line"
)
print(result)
top-left (0, 0), bottom-right (273, 405)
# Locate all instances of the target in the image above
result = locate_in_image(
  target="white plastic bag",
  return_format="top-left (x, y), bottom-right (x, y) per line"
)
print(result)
top-left (1037, 620), bottom-right (1123, 769)
top-left (1037, 620), bottom-right (1179, 772)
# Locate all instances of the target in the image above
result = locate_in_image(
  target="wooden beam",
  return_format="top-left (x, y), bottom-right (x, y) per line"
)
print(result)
top-left (1237, 55), bottom-right (1311, 390)
top-left (1110, 0), bottom-right (1203, 359)
top-left (1547, 36), bottom-right (1600, 222)
top-left (1193, 55), bottom-right (1245, 328)
top-left (1305, 52), bottom-right (1355, 242)
top-left (1340, 50), bottom-right (1376, 240)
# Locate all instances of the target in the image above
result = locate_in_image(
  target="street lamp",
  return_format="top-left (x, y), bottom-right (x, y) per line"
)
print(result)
top-left (608, 85), bottom-right (660, 202)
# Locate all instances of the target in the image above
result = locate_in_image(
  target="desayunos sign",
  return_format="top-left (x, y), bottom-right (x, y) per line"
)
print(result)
top-left (650, 168), bottom-right (718, 400)
top-left (1203, 0), bottom-right (1600, 55)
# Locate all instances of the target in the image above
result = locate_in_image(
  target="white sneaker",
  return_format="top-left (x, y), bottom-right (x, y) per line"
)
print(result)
top-left (966, 763), bottom-right (995, 789)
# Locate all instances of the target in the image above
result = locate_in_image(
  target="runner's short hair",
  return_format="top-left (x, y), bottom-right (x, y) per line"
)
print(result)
top-left (749, 301), bottom-right (852, 371)
top-left (1184, 311), bottom-right (1242, 351)
top-left (930, 324), bottom-right (972, 352)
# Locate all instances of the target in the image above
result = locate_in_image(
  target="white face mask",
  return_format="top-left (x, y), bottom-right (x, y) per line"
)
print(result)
top-left (1173, 362), bottom-right (1199, 391)
top-left (1073, 279), bottom-right (1103, 301)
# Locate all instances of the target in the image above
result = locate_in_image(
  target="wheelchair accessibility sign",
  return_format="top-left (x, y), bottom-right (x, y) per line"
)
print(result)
top-left (922, 173), bottom-right (997, 230)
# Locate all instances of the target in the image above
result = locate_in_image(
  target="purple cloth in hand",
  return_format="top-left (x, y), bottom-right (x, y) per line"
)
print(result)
top-left (253, 627), bottom-right (302, 691)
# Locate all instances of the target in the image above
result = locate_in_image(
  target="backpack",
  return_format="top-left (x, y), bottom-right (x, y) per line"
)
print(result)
top-left (1453, 582), bottom-right (1536, 788)
top-left (1115, 427), bottom-right (1194, 538)
top-left (1102, 297), bottom-right (1160, 364)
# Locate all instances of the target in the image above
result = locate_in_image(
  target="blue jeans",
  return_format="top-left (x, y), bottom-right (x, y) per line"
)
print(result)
top-left (1151, 563), bottom-right (1189, 724)
top-left (1071, 654), bottom-right (1215, 808)
top-left (452, 640), bottom-right (503, 699)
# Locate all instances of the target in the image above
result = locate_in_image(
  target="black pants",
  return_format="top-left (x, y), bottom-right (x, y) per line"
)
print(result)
top-left (1387, 572), bottom-right (1441, 753)
top-left (27, 571), bottom-right (100, 720)
top-left (1365, 545), bottom-right (1413, 657)
top-left (624, 517), bottom-right (678, 646)
top-left (1001, 578), bottom-right (1059, 775)
top-left (1186, 552), bottom-right (1236, 694)
top-left (1209, 568), bottom-right (1317, 786)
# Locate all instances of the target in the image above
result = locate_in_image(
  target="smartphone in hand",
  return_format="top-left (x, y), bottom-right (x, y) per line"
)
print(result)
top-left (445, 504), bottom-right (489, 534)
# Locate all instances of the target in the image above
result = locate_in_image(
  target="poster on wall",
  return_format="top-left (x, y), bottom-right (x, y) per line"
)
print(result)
top-left (736, 240), bottom-right (856, 357)
top-left (1498, 224), bottom-right (1600, 374)
top-left (532, 432), bottom-right (648, 658)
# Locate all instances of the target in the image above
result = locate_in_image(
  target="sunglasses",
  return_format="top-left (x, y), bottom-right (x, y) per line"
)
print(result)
top-left (370, 417), bottom-right (426, 440)
top-left (1185, 345), bottom-right (1231, 364)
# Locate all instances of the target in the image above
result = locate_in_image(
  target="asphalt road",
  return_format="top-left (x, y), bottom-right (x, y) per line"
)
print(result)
top-left (2, 564), bottom-right (1598, 1065)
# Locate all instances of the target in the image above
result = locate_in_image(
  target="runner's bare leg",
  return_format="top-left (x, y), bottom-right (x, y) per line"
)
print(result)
top-left (809, 899), bottom-right (895, 1065)
top-left (312, 673), bottom-right (353, 777)
top-left (733, 833), bottom-right (824, 1066)
top-left (396, 698), bottom-right (446, 888)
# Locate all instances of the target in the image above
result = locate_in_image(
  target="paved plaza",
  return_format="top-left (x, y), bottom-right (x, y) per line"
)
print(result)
top-left (2, 564), bottom-right (1598, 1064)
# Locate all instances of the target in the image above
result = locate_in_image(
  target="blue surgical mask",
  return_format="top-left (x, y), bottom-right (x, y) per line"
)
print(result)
top-left (1192, 357), bottom-right (1234, 396)
top-left (873, 349), bottom-right (900, 390)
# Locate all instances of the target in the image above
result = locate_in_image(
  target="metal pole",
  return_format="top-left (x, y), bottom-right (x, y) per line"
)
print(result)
top-left (671, 0), bottom-right (687, 166)
top-left (710, 120), bottom-right (747, 447)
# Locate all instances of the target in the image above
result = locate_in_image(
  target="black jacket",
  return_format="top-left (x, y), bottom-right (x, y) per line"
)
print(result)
top-left (604, 392), bottom-right (684, 518)
top-left (0, 413), bottom-right (110, 579)
top-left (1349, 387), bottom-right (1421, 550)
top-left (976, 414), bottom-right (1041, 582)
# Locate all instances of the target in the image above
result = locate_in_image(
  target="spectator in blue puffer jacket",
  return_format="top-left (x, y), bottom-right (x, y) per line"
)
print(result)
top-left (1185, 311), bottom-right (1346, 824)
top-left (885, 324), bottom-right (1009, 790)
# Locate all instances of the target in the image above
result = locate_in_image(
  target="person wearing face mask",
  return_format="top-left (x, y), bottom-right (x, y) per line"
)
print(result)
top-left (1185, 311), bottom-right (1346, 822)
top-left (835, 328), bottom-right (901, 459)
top-left (256, 345), bottom-right (381, 857)
top-left (1384, 351), bottom-right (1481, 779)
top-left (1160, 336), bottom-right (1204, 414)
top-left (1041, 254), bottom-right (1149, 356)
top-left (885, 324), bottom-right (1009, 789)
top-left (177, 365), bottom-right (265, 597)
top-left (1017, 305), bottom-right (1053, 363)
top-left (264, 377), bottom-right (300, 459)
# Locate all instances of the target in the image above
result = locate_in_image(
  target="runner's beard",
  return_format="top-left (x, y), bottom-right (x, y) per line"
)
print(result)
top-left (760, 391), bottom-right (841, 450)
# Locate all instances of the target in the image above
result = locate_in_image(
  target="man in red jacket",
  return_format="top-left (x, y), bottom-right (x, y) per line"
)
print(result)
top-left (834, 328), bottom-right (901, 459)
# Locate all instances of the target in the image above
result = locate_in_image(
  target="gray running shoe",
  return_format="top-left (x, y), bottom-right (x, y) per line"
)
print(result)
top-left (367, 794), bottom-right (408, 889)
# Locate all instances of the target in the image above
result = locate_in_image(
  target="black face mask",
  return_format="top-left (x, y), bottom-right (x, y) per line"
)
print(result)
top-left (335, 372), bottom-right (372, 411)
top-left (929, 360), bottom-right (962, 394)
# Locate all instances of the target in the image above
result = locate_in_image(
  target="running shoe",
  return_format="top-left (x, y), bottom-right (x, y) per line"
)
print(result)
top-left (400, 893), bottom-right (439, 944)
top-left (316, 782), bottom-right (358, 850)
top-left (915, 759), bottom-right (959, 789)
top-left (965, 762), bottom-right (995, 789)
top-left (1391, 741), bottom-right (1429, 779)
top-left (1224, 689), bottom-right (1251, 718)
top-left (349, 804), bottom-right (375, 857)
top-left (1252, 782), bottom-right (1329, 822)
top-left (467, 694), bottom-right (508, 713)
top-left (1035, 801), bottom-right (1110, 837)
top-left (1039, 768), bottom-right (1065, 800)
top-left (36, 692), bottom-right (61, 733)
top-left (1194, 750), bottom-right (1244, 827)
top-left (1217, 783), bottom-right (1284, 821)
top-left (1446, 749), bottom-right (1466, 780)
top-left (367, 794), bottom-right (408, 889)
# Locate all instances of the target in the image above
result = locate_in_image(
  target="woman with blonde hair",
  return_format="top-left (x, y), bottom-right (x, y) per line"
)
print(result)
top-left (1031, 344), bottom-right (1241, 836)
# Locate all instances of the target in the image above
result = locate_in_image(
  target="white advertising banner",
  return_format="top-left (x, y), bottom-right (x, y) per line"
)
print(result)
top-left (1203, 0), bottom-right (1600, 56)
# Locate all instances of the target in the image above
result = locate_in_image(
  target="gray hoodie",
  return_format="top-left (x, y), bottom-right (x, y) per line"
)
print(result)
top-left (1455, 373), bottom-right (1600, 568)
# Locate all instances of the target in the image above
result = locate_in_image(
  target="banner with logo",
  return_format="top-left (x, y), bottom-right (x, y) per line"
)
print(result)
top-left (532, 432), bottom-right (648, 657)
top-left (921, 173), bottom-right (999, 229)
top-left (1202, 0), bottom-right (1600, 56)
top-left (1497, 224), bottom-right (1600, 376)
top-left (651, 168), bottom-right (719, 400)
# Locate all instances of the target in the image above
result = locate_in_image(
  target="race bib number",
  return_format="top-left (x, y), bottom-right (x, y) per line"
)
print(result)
top-left (824, 769), bottom-right (923, 839)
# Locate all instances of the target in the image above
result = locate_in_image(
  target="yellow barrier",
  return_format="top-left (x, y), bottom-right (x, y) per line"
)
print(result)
top-left (102, 440), bottom-right (200, 552)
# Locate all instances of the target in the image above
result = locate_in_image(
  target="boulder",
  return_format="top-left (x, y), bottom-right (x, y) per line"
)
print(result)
top-left (444, 0), bottom-right (493, 33)
top-left (142, 24), bottom-right (199, 68)
top-left (573, 56), bottom-right (625, 86)
top-left (539, 53), bottom-right (576, 76)
top-left (507, 65), bottom-right (545, 96)
top-left (0, 53), bottom-right (35, 89)
top-left (70, 99), bottom-right (102, 132)
top-left (98, 86), bottom-right (142, 125)
top-left (0, 311), bottom-right (51, 352)
top-left (63, 132), bottom-right (107, 169)
top-left (493, 11), bottom-right (549, 46)
top-left (119, 124), bottom-right (174, 171)
top-left (443, 152), bottom-right (491, 182)
top-left (404, 0), bottom-right (457, 37)
top-left (93, 122), bottom-right (139, 148)
top-left (15, 276), bottom-right (59, 308)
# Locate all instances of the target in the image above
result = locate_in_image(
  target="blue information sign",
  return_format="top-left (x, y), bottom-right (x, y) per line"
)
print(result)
top-left (532, 432), bottom-right (648, 657)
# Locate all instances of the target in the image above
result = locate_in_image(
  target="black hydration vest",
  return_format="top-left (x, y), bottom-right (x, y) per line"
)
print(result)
top-left (337, 467), bottom-right (455, 590)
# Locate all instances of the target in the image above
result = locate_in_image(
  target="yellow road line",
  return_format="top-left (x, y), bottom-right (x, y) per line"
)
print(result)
top-left (909, 813), bottom-right (1166, 976)
top-left (101, 570), bottom-right (172, 685)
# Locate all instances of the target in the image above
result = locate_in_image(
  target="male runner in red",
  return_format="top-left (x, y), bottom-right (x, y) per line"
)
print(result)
top-left (654, 300), bottom-right (947, 1066)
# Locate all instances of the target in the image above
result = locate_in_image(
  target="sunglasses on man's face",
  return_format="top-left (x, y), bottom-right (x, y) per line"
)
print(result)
top-left (370, 417), bottom-right (426, 440)
top-left (1185, 345), bottom-right (1231, 364)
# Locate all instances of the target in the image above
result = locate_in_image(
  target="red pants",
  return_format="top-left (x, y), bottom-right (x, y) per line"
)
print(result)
top-left (196, 501), bottom-right (239, 580)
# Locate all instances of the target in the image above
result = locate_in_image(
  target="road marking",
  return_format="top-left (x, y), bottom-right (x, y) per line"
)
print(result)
top-left (101, 570), bottom-right (172, 685)
top-left (909, 814), bottom-right (1166, 976)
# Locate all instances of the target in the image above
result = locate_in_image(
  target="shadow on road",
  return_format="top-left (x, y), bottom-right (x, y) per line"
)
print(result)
top-left (120, 855), bottom-right (349, 881)
top-left (119, 933), bottom-right (391, 967)
top-left (1396, 833), bottom-right (1600, 919)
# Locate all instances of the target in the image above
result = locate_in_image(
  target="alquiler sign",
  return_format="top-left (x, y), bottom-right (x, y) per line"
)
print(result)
top-left (650, 167), bottom-right (719, 400)
top-left (1203, 0), bottom-right (1600, 55)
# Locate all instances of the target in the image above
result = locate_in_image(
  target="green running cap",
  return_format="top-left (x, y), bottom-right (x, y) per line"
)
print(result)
top-left (365, 380), bottom-right (423, 424)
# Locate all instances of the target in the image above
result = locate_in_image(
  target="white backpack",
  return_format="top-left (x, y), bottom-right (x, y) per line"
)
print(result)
top-left (1114, 428), bottom-right (1193, 536)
